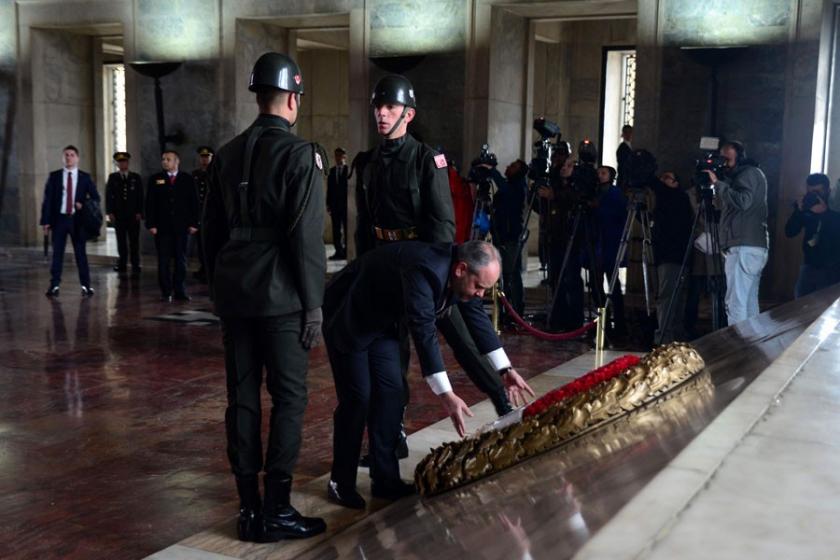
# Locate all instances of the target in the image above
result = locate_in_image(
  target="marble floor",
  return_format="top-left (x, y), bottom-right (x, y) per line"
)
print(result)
top-left (0, 251), bottom-right (590, 560)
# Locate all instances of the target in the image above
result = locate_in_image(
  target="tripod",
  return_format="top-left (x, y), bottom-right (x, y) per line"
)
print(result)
top-left (605, 191), bottom-right (655, 320)
top-left (657, 187), bottom-right (726, 346)
top-left (546, 201), bottom-right (601, 329)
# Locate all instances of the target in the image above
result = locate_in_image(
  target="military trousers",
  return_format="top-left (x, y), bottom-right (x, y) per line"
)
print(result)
top-left (114, 216), bottom-right (140, 271)
top-left (221, 313), bottom-right (309, 479)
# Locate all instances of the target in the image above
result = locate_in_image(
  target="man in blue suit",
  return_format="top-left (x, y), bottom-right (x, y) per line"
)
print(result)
top-left (40, 145), bottom-right (100, 297)
top-left (322, 240), bottom-right (535, 509)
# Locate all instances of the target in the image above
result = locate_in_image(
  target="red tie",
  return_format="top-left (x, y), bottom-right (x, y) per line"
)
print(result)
top-left (66, 172), bottom-right (74, 214)
top-left (169, 174), bottom-right (176, 185)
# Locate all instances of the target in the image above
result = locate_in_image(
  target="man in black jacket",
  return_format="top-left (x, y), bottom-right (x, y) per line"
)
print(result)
top-left (202, 52), bottom-right (327, 543)
top-left (145, 150), bottom-right (199, 302)
top-left (192, 145), bottom-right (214, 282)
top-left (323, 240), bottom-right (534, 510)
top-left (652, 172), bottom-right (693, 343)
top-left (105, 151), bottom-right (143, 277)
top-left (493, 159), bottom-right (527, 318)
top-left (785, 173), bottom-right (840, 298)
top-left (327, 147), bottom-right (349, 260)
top-left (356, 74), bottom-right (514, 423)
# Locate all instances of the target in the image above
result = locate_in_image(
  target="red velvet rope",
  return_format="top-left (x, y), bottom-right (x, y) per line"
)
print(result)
top-left (499, 294), bottom-right (597, 341)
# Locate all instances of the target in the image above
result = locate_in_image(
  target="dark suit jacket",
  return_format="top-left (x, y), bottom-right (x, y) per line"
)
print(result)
top-left (40, 169), bottom-right (100, 227)
top-left (145, 171), bottom-right (199, 234)
top-left (323, 242), bottom-right (502, 377)
top-left (616, 141), bottom-right (632, 187)
top-left (327, 164), bottom-right (349, 212)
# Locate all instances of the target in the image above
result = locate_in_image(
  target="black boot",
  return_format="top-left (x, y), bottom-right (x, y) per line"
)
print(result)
top-left (262, 474), bottom-right (326, 541)
top-left (235, 476), bottom-right (262, 542)
top-left (327, 480), bottom-right (366, 510)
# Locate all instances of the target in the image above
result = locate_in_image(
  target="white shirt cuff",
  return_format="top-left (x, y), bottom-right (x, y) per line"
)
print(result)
top-left (485, 347), bottom-right (511, 372)
top-left (425, 371), bottom-right (452, 395)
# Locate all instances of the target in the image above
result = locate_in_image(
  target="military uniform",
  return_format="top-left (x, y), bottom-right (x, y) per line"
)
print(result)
top-left (202, 53), bottom-right (327, 543)
top-left (192, 147), bottom-right (213, 282)
top-left (105, 164), bottom-right (143, 274)
top-left (356, 75), bottom-right (512, 416)
top-left (145, 170), bottom-right (199, 299)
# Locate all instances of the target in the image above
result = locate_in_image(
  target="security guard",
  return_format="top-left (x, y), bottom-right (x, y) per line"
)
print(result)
top-left (105, 151), bottom-right (143, 277)
top-left (202, 52), bottom-right (327, 543)
top-left (192, 146), bottom-right (214, 282)
top-left (356, 74), bottom-right (514, 432)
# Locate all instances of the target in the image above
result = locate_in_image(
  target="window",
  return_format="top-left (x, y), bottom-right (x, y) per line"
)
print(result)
top-left (601, 48), bottom-right (636, 169)
top-left (103, 63), bottom-right (127, 164)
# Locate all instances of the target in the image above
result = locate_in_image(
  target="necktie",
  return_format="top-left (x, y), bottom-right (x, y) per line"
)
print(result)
top-left (169, 174), bottom-right (175, 185)
top-left (66, 171), bottom-right (73, 215)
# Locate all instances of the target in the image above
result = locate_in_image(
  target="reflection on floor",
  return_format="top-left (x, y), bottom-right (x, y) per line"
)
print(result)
top-left (0, 253), bottom-right (589, 560)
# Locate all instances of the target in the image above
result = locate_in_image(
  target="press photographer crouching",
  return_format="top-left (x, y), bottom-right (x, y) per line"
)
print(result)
top-left (784, 173), bottom-right (840, 298)
top-left (652, 171), bottom-right (693, 342)
top-left (703, 140), bottom-right (769, 324)
top-left (493, 159), bottom-right (528, 318)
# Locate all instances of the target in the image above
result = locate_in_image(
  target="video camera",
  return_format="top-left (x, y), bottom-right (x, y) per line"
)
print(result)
top-left (468, 143), bottom-right (498, 184)
top-left (694, 137), bottom-right (727, 193)
top-left (529, 117), bottom-right (561, 183)
top-left (570, 139), bottom-right (599, 201)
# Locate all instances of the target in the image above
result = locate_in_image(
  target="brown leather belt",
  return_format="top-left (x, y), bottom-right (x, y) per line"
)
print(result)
top-left (374, 226), bottom-right (418, 242)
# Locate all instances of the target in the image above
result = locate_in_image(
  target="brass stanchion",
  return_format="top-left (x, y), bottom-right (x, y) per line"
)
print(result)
top-left (596, 306), bottom-right (607, 353)
top-left (492, 284), bottom-right (501, 335)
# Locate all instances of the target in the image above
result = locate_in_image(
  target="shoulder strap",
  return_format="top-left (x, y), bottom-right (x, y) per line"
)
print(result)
top-left (238, 126), bottom-right (287, 227)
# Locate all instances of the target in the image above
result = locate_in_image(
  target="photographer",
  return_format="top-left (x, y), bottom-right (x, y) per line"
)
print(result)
top-left (652, 172), bottom-right (693, 342)
top-left (704, 140), bottom-right (768, 324)
top-left (493, 159), bottom-right (528, 317)
top-left (592, 165), bottom-right (627, 335)
top-left (785, 173), bottom-right (840, 298)
top-left (538, 154), bottom-right (584, 330)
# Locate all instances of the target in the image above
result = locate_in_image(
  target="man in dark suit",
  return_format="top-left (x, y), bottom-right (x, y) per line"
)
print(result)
top-left (105, 151), bottom-right (143, 277)
top-left (322, 240), bottom-right (535, 509)
top-left (192, 145), bottom-right (213, 282)
top-left (145, 150), bottom-right (199, 302)
top-left (616, 124), bottom-right (633, 189)
top-left (326, 147), bottom-right (348, 260)
top-left (40, 145), bottom-right (100, 297)
top-left (202, 52), bottom-right (327, 542)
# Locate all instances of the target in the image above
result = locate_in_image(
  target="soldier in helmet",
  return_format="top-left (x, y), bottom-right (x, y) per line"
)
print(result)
top-left (105, 151), bottom-right (143, 277)
top-left (202, 52), bottom-right (327, 542)
top-left (346, 74), bottom-right (523, 473)
top-left (192, 146), bottom-right (214, 282)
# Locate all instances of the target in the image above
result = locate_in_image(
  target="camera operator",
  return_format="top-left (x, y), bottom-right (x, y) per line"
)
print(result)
top-left (592, 165), bottom-right (628, 335)
top-left (703, 140), bottom-right (768, 324)
top-left (538, 153), bottom-right (584, 331)
top-left (493, 159), bottom-right (528, 318)
top-left (651, 171), bottom-right (693, 342)
top-left (785, 173), bottom-right (840, 298)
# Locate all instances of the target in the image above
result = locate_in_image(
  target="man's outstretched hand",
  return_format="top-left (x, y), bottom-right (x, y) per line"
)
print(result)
top-left (502, 368), bottom-right (536, 408)
top-left (439, 391), bottom-right (474, 437)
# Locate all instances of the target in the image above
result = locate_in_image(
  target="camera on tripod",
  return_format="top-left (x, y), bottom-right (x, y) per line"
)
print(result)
top-left (571, 139), bottom-right (599, 201)
top-left (467, 144), bottom-right (499, 239)
top-left (529, 117), bottom-right (561, 183)
top-left (693, 137), bottom-right (727, 194)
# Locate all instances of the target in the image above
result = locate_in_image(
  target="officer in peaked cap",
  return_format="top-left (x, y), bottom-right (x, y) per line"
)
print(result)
top-left (202, 51), bottom-right (327, 543)
top-left (191, 145), bottom-right (214, 282)
top-left (105, 151), bottom-right (143, 277)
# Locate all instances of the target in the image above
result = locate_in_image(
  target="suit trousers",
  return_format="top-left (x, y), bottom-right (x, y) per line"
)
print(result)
top-left (328, 333), bottom-right (404, 489)
top-left (221, 313), bottom-right (309, 478)
top-left (155, 231), bottom-right (189, 296)
top-left (114, 217), bottom-right (140, 270)
top-left (50, 214), bottom-right (90, 288)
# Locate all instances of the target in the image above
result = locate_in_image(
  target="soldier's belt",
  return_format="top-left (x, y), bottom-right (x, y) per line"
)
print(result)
top-left (374, 226), bottom-right (418, 242)
top-left (230, 227), bottom-right (282, 242)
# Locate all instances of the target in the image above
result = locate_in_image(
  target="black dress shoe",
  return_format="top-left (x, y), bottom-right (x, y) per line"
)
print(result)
top-left (160, 294), bottom-right (173, 302)
top-left (371, 479), bottom-right (416, 501)
top-left (327, 480), bottom-right (366, 510)
top-left (113, 265), bottom-right (126, 273)
top-left (173, 293), bottom-right (191, 302)
top-left (81, 286), bottom-right (95, 297)
top-left (261, 505), bottom-right (326, 541)
top-left (45, 286), bottom-right (59, 298)
top-left (237, 507), bottom-right (262, 542)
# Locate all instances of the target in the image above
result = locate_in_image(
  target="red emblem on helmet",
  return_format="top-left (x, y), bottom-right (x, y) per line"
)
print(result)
top-left (294, 74), bottom-right (301, 85)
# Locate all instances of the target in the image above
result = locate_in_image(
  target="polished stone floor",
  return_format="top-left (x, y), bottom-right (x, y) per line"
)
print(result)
top-left (0, 252), bottom-right (589, 560)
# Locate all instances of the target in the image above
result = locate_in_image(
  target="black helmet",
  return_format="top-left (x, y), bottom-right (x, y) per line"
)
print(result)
top-left (371, 74), bottom-right (416, 108)
top-left (249, 52), bottom-right (304, 94)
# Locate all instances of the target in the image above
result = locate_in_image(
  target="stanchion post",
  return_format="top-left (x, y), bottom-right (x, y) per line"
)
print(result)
top-left (596, 306), bottom-right (607, 352)
top-left (492, 284), bottom-right (501, 335)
